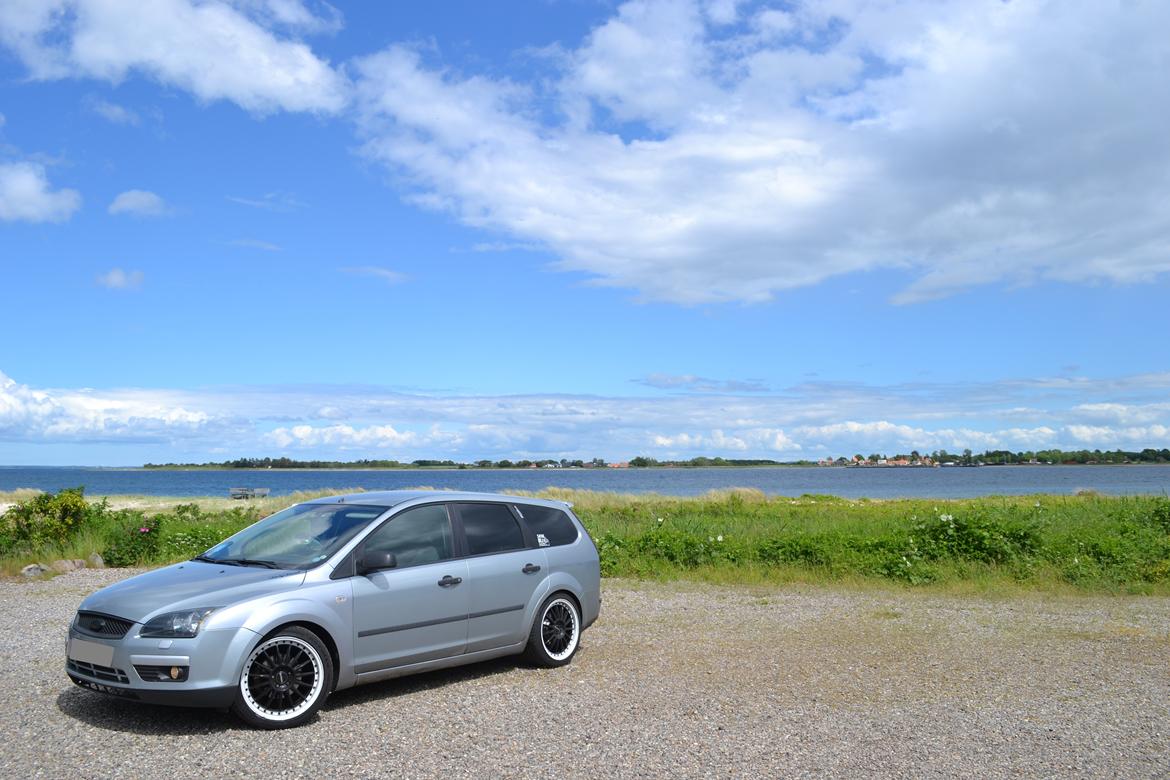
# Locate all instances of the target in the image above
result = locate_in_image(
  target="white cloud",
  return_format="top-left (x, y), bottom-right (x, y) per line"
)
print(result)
top-left (84, 95), bottom-right (139, 125)
top-left (108, 189), bottom-right (170, 216)
top-left (792, 421), bottom-right (1060, 454)
top-left (96, 268), bottom-right (144, 290)
top-left (352, 0), bottom-right (1170, 304)
top-left (267, 423), bottom-right (433, 450)
top-left (340, 266), bottom-right (407, 285)
top-left (652, 427), bottom-right (798, 453)
top-left (0, 370), bottom-right (209, 442)
top-left (1066, 424), bottom-right (1170, 448)
top-left (0, 161), bottom-right (81, 223)
top-left (0, 0), bottom-right (347, 114)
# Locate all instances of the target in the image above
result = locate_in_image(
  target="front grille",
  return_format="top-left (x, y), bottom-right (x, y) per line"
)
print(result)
top-left (75, 611), bottom-right (134, 638)
top-left (67, 659), bottom-right (130, 684)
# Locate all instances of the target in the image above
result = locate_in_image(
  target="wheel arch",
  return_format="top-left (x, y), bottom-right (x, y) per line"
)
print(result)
top-left (264, 620), bottom-right (342, 692)
top-left (529, 587), bottom-right (582, 636)
top-left (545, 588), bottom-right (582, 615)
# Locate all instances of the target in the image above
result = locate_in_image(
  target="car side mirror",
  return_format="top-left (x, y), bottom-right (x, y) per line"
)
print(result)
top-left (359, 550), bottom-right (397, 575)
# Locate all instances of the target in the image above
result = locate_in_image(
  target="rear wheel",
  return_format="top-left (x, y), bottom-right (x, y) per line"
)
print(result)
top-left (524, 593), bottom-right (581, 667)
top-left (232, 626), bottom-right (333, 729)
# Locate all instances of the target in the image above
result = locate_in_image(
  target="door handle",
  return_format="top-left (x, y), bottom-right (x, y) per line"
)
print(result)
top-left (522, 563), bottom-right (541, 574)
top-left (437, 575), bottom-right (463, 587)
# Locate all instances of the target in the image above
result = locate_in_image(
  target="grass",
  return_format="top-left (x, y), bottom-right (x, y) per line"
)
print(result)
top-left (2, 486), bottom-right (1169, 594)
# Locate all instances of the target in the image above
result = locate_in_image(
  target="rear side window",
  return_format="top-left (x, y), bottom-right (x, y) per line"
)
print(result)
top-left (515, 505), bottom-right (579, 546)
top-left (458, 503), bottom-right (525, 556)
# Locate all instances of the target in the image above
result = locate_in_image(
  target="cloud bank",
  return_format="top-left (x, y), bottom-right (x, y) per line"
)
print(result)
top-left (349, 0), bottom-right (1170, 304)
top-left (2, 369), bottom-right (1167, 463)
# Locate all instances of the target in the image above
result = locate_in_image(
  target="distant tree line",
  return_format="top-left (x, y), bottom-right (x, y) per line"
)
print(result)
top-left (144, 456), bottom-right (613, 470)
top-left (627, 456), bottom-right (804, 467)
top-left (144, 448), bottom-right (1169, 470)
top-left (820, 448), bottom-right (1170, 466)
top-left (948, 448), bottom-right (1170, 465)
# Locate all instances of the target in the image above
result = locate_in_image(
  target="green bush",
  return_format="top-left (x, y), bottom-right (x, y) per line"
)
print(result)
top-left (911, 510), bottom-right (1042, 564)
top-left (102, 512), bottom-right (162, 567)
top-left (0, 487), bottom-right (102, 554)
top-left (1148, 498), bottom-right (1170, 533)
top-left (595, 532), bottom-right (626, 577)
top-left (159, 525), bottom-right (229, 560)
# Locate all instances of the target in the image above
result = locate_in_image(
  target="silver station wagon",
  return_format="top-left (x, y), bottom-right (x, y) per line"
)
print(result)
top-left (66, 491), bottom-right (601, 728)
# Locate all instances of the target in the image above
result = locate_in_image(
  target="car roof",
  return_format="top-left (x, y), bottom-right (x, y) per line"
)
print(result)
top-left (306, 489), bottom-right (573, 510)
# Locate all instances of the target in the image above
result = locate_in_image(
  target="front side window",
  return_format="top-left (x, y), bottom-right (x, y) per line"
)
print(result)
top-left (458, 503), bottom-right (525, 556)
top-left (203, 503), bottom-right (387, 569)
top-left (362, 504), bottom-right (454, 568)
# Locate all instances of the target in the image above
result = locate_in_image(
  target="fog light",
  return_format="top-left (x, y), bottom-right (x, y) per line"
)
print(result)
top-left (170, 666), bottom-right (181, 680)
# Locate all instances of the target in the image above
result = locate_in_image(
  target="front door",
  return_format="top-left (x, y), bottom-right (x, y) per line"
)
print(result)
top-left (351, 503), bottom-right (468, 674)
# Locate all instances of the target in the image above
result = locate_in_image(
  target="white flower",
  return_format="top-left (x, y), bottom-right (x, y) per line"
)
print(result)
top-left (708, 536), bottom-right (714, 542)
top-left (716, 535), bottom-right (724, 542)
top-left (940, 514), bottom-right (954, 523)
top-left (657, 517), bottom-right (664, 524)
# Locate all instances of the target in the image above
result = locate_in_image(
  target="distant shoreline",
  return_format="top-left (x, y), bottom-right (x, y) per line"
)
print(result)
top-left (7, 462), bottom-right (1158, 472)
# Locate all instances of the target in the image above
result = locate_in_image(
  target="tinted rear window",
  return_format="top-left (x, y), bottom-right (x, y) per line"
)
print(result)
top-left (515, 505), bottom-right (579, 546)
top-left (459, 503), bottom-right (525, 556)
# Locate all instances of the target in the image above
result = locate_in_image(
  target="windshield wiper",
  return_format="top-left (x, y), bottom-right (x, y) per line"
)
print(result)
top-left (219, 558), bottom-right (283, 569)
top-left (192, 554), bottom-right (222, 564)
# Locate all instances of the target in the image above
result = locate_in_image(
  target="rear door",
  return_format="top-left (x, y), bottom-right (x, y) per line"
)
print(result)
top-left (350, 503), bottom-right (469, 674)
top-left (453, 502), bottom-right (548, 653)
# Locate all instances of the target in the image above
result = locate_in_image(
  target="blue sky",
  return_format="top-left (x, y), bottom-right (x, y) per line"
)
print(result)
top-left (0, 0), bottom-right (1168, 466)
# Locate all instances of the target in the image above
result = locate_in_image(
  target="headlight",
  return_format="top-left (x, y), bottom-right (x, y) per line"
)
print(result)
top-left (140, 607), bottom-right (219, 638)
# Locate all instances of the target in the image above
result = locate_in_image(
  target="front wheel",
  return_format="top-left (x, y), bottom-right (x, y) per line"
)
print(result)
top-left (524, 593), bottom-right (581, 667)
top-left (232, 626), bottom-right (333, 729)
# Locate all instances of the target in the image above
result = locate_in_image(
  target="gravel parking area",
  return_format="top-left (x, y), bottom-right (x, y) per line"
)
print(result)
top-left (1, 570), bottom-right (1168, 779)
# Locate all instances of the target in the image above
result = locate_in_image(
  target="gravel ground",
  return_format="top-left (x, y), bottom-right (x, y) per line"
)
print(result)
top-left (1, 570), bottom-right (1168, 779)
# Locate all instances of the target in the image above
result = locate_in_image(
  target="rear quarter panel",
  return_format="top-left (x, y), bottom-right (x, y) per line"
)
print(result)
top-left (543, 511), bottom-right (601, 628)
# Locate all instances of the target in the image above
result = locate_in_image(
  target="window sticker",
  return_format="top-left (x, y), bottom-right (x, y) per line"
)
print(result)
top-left (536, 533), bottom-right (550, 547)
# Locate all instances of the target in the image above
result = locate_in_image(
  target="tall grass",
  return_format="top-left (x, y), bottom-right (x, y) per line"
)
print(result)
top-left (3, 487), bottom-right (1168, 593)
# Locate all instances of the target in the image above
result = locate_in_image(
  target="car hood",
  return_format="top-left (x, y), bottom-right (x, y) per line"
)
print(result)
top-left (79, 560), bottom-right (307, 623)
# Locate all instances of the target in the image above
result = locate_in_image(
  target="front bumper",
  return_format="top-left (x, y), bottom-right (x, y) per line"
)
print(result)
top-left (66, 622), bottom-right (259, 709)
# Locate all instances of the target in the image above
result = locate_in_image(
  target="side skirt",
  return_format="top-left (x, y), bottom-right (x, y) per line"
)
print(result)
top-left (351, 642), bottom-right (526, 687)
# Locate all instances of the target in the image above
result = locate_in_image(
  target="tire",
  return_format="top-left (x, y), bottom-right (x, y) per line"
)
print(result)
top-left (524, 593), bottom-right (582, 667)
top-left (232, 626), bottom-right (333, 729)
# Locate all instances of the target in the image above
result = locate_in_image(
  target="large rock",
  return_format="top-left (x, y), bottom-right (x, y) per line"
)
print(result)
top-left (87, 553), bottom-right (105, 569)
top-left (20, 563), bottom-right (49, 578)
top-left (51, 559), bottom-right (84, 573)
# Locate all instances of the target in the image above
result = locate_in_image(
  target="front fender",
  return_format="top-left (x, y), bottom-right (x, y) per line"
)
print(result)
top-left (232, 579), bottom-right (356, 689)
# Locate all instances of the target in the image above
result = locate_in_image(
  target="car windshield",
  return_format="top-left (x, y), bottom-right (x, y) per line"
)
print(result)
top-left (200, 503), bottom-right (388, 570)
